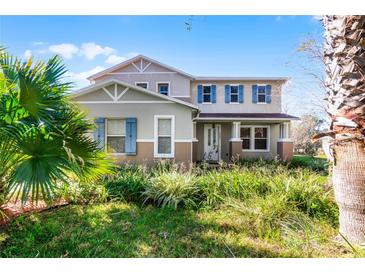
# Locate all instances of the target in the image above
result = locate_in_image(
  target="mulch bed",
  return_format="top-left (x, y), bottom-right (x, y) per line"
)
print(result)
top-left (0, 199), bottom-right (68, 226)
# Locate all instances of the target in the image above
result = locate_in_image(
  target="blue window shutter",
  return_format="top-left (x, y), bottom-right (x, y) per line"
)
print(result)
top-left (225, 85), bottom-right (230, 103)
top-left (238, 85), bottom-right (244, 103)
top-left (125, 118), bottom-right (137, 155)
top-left (94, 117), bottom-right (105, 150)
top-left (266, 85), bottom-right (272, 103)
top-left (252, 85), bottom-right (258, 103)
top-left (197, 85), bottom-right (203, 103)
top-left (211, 85), bottom-right (216, 103)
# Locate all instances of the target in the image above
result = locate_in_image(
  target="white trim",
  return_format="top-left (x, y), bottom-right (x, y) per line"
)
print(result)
top-left (72, 78), bottom-right (199, 110)
top-left (154, 115), bottom-right (175, 158)
top-left (203, 123), bottom-right (221, 161)
top-left (230, 138), bottom-right (242, 142)
top-left (201, 84), bottom-right (213, 104)
top-left (156, 81), bottom-right (171, 96)
top-left (77, 100), bottom-right (174, 104)
top-left (175, 139), bottom-right (193, 143)
top-left (136, 139), bottom-right (154, 142)
top-left (195, 76), bottom-right (289, 81)
top-left (131, 62), bottom-right (142, 72)
top-left (278, 138), bottom-right (293, 142)
top-left (173, 95), bottom-right (191, 98)
top-left (134, 82), bottom-right (149, 90)
top-left (102, 87), bottom-right (116, 101)
top-left (116, 87), bottom-right (129, 101)
top-left (241, 125), bottom-right (270, 152)
top-left (195, 117), bottom-right (297, 121)
top-left (105, 118), bottom-right (126, 154)
top-left (142, 62), bottom-right (152, 72)
top-left (228, 84), bottom-right (240, 104)
top-left (87, 54), bottom-right (195, 80)
top-left (107, 72), bottom-right (179, 75)
top-left (192, 138), bottom-right (199, 142)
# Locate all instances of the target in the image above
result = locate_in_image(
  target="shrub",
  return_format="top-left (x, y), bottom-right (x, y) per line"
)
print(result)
top-left (59, 180), bottom-right (107, 204)
top-left (104, 165), bottom-right (149, 203)
top-left (142, 170), bottom-right (200, 209)
top-left (288, 156), bottom-right (329, 173)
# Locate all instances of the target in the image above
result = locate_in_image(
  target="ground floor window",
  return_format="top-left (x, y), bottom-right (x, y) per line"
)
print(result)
top-left (154, 115), bottom-right (175, 157)
top-left (241, 125), bottom-right (270, 151)
top-left (106, 119), bottom-right (126, 153)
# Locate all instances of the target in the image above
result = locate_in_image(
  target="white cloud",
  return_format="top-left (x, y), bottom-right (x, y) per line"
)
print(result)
top-left (49, 43), bottom-right (79, 59)
top-left (33, 41), bottom-right (47, 46)
top-left (66, 66), bottom-right (106, 88)
top-left (22, 50), bottom-right (32, 60)
top-left (79, 42), bottom-right (115, 60)
top-left (105, 54), bottom-right (126, 65)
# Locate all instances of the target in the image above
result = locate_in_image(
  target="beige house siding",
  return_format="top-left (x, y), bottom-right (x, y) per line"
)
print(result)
top-left (92, 62), bottom-right (192, 98)
top-left (190, 80), bottom-right (283, 113)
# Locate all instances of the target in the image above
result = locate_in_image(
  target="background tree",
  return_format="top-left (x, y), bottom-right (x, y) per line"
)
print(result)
top-left (321, 15), bottom-right (365, 244)
top-left (0, 48), bottom-right (114, 212)
top-left (292, 114), bottom-right (324, 155)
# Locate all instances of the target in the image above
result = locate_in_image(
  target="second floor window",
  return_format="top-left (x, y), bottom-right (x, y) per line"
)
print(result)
top-left (230, 85), bottom-right (239, 103)
top-left (203, 85), bottom-right (212, 103)
top-left (157, 83), bottom-right (169, 96)
top-left (257, 86), bottom-right (267, 103)
top-left (135, 82), bottom-right (148, 89)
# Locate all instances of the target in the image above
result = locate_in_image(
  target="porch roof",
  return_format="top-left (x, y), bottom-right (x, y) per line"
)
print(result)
top-left (195, 113), bottom-right (299, 121)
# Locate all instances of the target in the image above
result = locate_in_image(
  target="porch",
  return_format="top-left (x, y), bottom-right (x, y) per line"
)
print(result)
top-left (192, 113), bottom-right (297, 162)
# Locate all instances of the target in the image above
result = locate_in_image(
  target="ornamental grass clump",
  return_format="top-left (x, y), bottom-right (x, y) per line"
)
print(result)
top-left (142, 170), bottom-right (200, 209)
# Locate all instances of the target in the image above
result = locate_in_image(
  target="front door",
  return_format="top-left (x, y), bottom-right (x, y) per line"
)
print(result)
top-left (204, 124), bottom-right (220, 161)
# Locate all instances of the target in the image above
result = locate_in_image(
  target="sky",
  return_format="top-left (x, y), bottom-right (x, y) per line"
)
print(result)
top-left (0, 15), bottom-right (324, 117)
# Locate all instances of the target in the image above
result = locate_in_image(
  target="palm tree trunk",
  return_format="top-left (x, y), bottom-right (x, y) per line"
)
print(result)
top-left (332, 140), bottom-right (365, 243)
top-left (324, 15), bottom-right (365, 244)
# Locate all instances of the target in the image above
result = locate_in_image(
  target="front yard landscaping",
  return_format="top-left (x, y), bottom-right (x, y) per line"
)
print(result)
top-left (1, 157), bottom-right (364, 258)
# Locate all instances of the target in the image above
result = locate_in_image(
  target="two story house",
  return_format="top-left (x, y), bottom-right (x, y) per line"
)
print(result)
top-left (72, 55), bottom-right (298, 165)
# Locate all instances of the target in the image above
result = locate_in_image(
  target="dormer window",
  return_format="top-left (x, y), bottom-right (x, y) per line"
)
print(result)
top-left (135, 82), bottom-right (148, 89)
top-left (157, 82), bottom-right (170, 96)
top-left (203, 85), bottom-right (212, 103)
top-left (257, 86), bottom-right (267, 103)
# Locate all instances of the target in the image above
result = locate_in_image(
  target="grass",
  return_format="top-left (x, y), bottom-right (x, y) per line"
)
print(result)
top-left (0, 156), bottom-right (363, 258)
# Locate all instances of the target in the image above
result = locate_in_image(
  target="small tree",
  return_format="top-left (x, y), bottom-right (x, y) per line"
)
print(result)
top-left (292, 114), bottom-right (324, 155)
top-left (0, 48), bottom-right (114, 209)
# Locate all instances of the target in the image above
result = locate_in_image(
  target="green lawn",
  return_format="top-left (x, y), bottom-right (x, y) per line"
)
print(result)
top-left (0, 158), bottom-right (362, 258)
top-left (0, 202), bottom-right (352, 258)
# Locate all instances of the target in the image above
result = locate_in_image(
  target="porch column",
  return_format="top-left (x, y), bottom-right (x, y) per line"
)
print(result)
top-left (229, 122), bottom-right (242, 161)
top-left (277, 122), bottom-right (294, 161)
top-left (192, 122), bottom-right (199, 162)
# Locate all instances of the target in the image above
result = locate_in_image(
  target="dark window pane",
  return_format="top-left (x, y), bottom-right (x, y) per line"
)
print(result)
top-left (255, 127), bottom-right (267, 138)
top-left (231, 94), bottom-right (238, 102)
top-left (158, 84), bottom-right (169, 95)
top-left (203, 94), bottom-right (211, 102)
top-left (158, 137), bottom-right (171, 154)
top-left (242, 139), bottom-right (250, 149)
top-left (136, 83), bottom-right (148, 89)
top-left (230, 85), bottom-right (238, 94)
top-left (203, 86), bottom-right (211, 93)
top-left (254, 139), bottom-right (267, 150)
top-left (240, 127), bottom-right (251, 138)
top-left (107, 136), bottom-right (125, 153)
top-left (258, 86), bottom-right (266, 93)
top-left (258, 94), bottom-right (266, 103)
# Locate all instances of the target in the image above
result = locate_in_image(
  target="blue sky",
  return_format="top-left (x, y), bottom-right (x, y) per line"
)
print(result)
top-left (0, 16), bottom-right (324, 116)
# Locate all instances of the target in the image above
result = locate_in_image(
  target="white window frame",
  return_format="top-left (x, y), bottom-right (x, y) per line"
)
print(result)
top-left (279, 122), bottom-right (292, 141)
top-left (135, 82), bottom-right (149, 89)
top-left (229, 84), bottom-right (239, 104)
top-left (257, 85), bottom-right (267, 104)
top-left (156, 82), bottom-right (170, 96)
top-left (154, 115), bottom-right (175, 158)
top-left (202, 84), bottom-right (212, 104)
top-left (241, 125), bottom-right (270, 152)
top-left (105, 118), bottom-right (126, 155)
